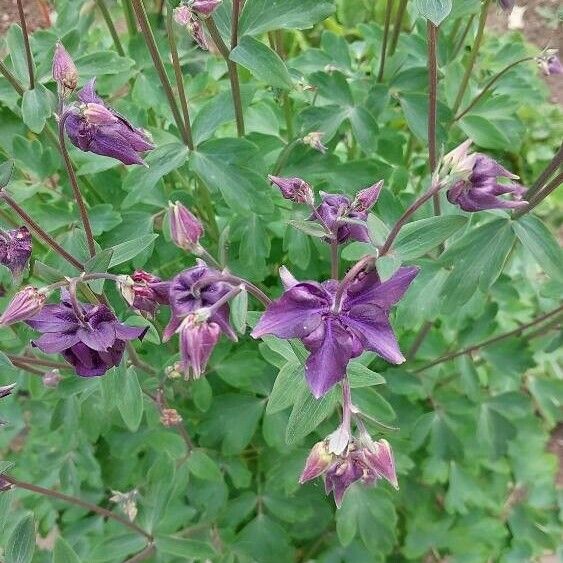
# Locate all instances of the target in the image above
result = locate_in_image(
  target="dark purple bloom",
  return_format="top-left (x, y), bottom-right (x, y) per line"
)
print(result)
top-left (0, 226), bottom-right (32, 277)
top-left (252, 266), bottom-right (418, 398)
top-left (0, 286), bottom-right (45, 326)
top-left (64, 79), bottom-right (154, 166)
top-left (269, 176), bottom-right (314, 206)
top-left (447, 154), bottom-right (527, 212)
top-left (26, 293), bottom-right (147, 377)
top-left (168, 201), bottom-right (204, 251)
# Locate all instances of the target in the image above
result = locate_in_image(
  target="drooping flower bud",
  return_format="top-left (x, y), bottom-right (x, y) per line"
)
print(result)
top-left (168, 201), bottom-right (204, 252)
top-left (160, 408), bottom-right (183, 427)
top-left (119, 271), bottom-right (169, 318)
top-left (173, 5), bottom-right (209, 50)
top-left (303, 131), bottom-right (327, 154)
top-left (83, 103), bottom-right (118, 125)
top-left (268, 176), bottom-right (315, 206)
top-left (299, 441), bottom-right (334, 484)
top-left (173, 5), bottom-right (192, 26)
top-left (178, 315), bottom-right (221, 379)
top-left (352, 180), bottom-right (384, 212)
top-left (0, 287), bottom-right (46, 326)
top-left (52, 41), bottom-right (78, 94)
top-left (189, 0), bottom-right (222, 17)
top-left (0, 383), bottom-right (16, 399)
top-left (362, 438), bottom-right (399, 490)
top-left (43, 369), bottom-right (62, 388)
top-left (0, 226), bottom-right (32, 277)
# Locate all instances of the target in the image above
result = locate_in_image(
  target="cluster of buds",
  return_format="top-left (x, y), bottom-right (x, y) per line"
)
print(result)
top-left (300, 430), bottom-right (398, 508)
top-left (173, 1), bottom-right (222, 50)
top-left (160, 408), bottom-right (183, 427)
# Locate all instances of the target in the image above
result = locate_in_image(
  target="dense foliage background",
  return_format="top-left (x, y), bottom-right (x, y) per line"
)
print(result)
top-left (0, 0), bottom-right (561, 561)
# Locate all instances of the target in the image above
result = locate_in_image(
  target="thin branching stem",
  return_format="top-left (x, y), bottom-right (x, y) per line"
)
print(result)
top-left (16, 0), bottom-right (34, 89)
top-left (377, 0), bottom-right (394, 82)
top-left (390, 0), bottom-right (408, 55)
top-left (95, 0), bottom-right (126, 56)
top-left (525, 142), bottom-right (563, 201)
top-left (513, 171), bottom-right (563, 218)
top-left (427, 21), bottom-right (440, 215)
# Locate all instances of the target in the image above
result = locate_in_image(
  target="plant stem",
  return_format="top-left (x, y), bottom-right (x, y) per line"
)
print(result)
top-left (283, 94), bottom-right (294, 139)
top-left (165, 8), bottom-right (194, 150)
top-left (513, 171), bottom-right (563, 218)
top-left (122, 0), bottom-right (137, 36)
top-left (427, 21), bottom-right (440, 216)
top-left (231, 0), bottom-right (242, 49)
top-left (452, 0), bottom-right (492, 115)
top-left (455, 57), bottom-right (534, 121)
top-left (407, 321), bottom-right (432, 359)
top-left (272, 139), bottom-right (301, 175)
top-left (95, 0), bottom-right (126, 56)
top-left (58, 113), bottom-right (96, 257)
top-left (7, 354), bottom-right (68, 370)
top-left (0, 60), bottom-right (24, 95)
top-left (390, 0), bottom-right (408, 55)
top-left (377, 0), bottom-right (394, 82)
top-left (330, 240), bottom-right (339, 280)
top-left (414, 305), bottom-right (563, 372)
top-left (9, 359), bottom-right (44, 375)
top-left (0, 190), bottom-right (84, 270)
top-left (130, 0), bottom-right (191, 145)
top-left (452, 15), bottom-right (475, 59)
top-left (16, 0), bottom-right (34, 90)
top-left (206, 16), bottom-right (245, 137)
top-left (1, 474), bottom-right (153, 541)
top-left (525, 142), bottom-right (563, 201)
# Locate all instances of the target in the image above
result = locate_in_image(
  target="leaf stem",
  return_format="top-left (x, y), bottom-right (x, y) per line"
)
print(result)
top-left (0, 60), bottom-right (24, 95)
top-left (389, 0), bottom-right (408, 55)
top-left (525, 142), bottom-right (563, 201)
top-left (377, 0), bottom-right (394, 82)
top-left (95, 0), bottom-right (126, 56)
top-left (513, 171), bottom-right (563, 218)
top-left (272, 139), bottom-right (301, 175)
top-left (1, 474), bottom-right (153, 541)
top-left (452, 15), bottom-right (475, 59)
top-left (122, 0), bottom-right (138, 36)
top-left (16, 0), bottom-right (35, 89)
top-left (452, 0), bottom-right (492, 115)
top-left (427, 21), bottom-right (440, 215)
top-left (6, 354), bottom-right (68, 370)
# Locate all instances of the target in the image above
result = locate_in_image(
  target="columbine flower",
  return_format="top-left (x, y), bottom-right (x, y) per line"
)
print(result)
top-left (168, 202), bottom-right (204, 252)
top-left (0, 287), bottom-right (45, 326)
top-left (43, 369), bottom-right (62, 388)
top-left (52, 41), bottom-right (78, 94)
top-left (303, 132), bottom-right (327, 154)
top-left (0, 383), bottom-right (15, 399)
top-left (538, 52), bottom-right (563, 76)
top-left (268, 176), bottom-right (315, 206)
top-left (162, 265), bottom-right (236, 378)
top-left (498, 0), bottom-right (514, 12)
top-left (299, 441), bottom-right (335, 484)
top-left (446, 150), bottom-right (527, 212)
top-left (0, 226), bottom-right (32, 277)
top-left (64, 78), bottom-right (154, 166)
top-left (26, 292), bottom-right (148, 377)
top-left (312, 182), bottom-right (383, 244)
top-left (120, 271), bottom-right (169, 318)
top-left (252, 266), bottom-right (418, 398)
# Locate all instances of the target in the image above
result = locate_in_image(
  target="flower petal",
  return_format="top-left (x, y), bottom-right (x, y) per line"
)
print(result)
top-left (32, 331), bottom-right (80, 353)
top-left (77, 322), bottom-right (116, 351)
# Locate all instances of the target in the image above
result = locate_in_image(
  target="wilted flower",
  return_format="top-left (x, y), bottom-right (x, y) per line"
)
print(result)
top-left (0, 287), bottom-right (45, 326)
top-left (26, 292), bottom-right (148, 377)
top-left (446, 151), bottom-right (527, 212)
top-left (268, 176), bottom-right (315, 206)
top-left (303, 132), bottom-right (327, 154)
top-left (299, 441), bottom-right (334, 484)
top-left (0, 226), bottom-right (32, 277)
top-left (52, 41), bottom-right (78, 94)
top-left (311, 181), bottom-right (383, 244)
top-left (120, 271), bottom-right (169, 317)
top-left (110, 489), bottom-right (139, 521)
top-left (64, 78), bottom-right (154, 166)
top-left (168, 202), bottom-right (204, 252)
top-left (252, 266), bottom-right (418, 398)
top-left (43, 369), bottom-right (62, 388)
top-left (0, 383), bottom-right (16, 399)
top-left (160, 408), bottom-right (183, 427)
top-left (165, 362), bottom-right (182, 379)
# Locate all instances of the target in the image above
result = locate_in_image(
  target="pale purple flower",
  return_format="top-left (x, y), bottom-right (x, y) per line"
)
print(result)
top-left (0, 226), bottom-right (32, 277)
top-left (26, 292), bottom-right (148, 377)
top-left (173, 5), bottom-right (209, 49)
top-left (168, 202), bottom-right (204, 251)
top-left (64, 78), bottom-right (154, 165)
top-left (447, 154), bottom-right (527, 212)
top-left (268, 176), bottom-right (314, 206)
top-left (52, 41), bottom-right (78, 94)
top-left (189, 0), bottom-right (222, 17)
top-left (252, 266), bottom-right (418, 398)
top-left (0, 383), bottom-right (15, 399)
top-left (43, 369), bottom-right (62, 388)
top-left (352, 181), bottom-right (384, 212)
top-left (178, 315), bottom-right (221, 378)
top-left (173, 5), bottom-right (192, 26)
top-left (544, 54), bottom-right (563, 76)
top-left (299, 441), bottom-right (334, 484)
top-left (0, 287), bottom-right (45, 326)
top-left (498, 0), bottom-right (514, 12)
top-left (360, 437), bottom-right (398, 489)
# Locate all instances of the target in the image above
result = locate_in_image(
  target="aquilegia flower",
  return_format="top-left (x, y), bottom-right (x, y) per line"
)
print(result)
top-left (444, 142), bottom-right (527, 212)
top-left (269, 176), bottom-right (315, 206)
top-left (312, 181), bottom-right (383, 244)
top-left (498, 0), bottom-right (514, 12)
top-left (0, 286), bottom-right (45, 326)
top-left (26, 292), bottom-right (147, 377)
top-left (168, 201), bottom-right (204, 251)
top-left (163, 264), bottom-right (236, 378)
top-left (120, 270), bottom-right (170, 318)
top-left (538, 52), bottom-right (563, 76)
top-left (188, 0), bottom-right (222, 17)
top-left (252, 265), bottom-right (418, 398)
top-left (64, 78), bottom-right (154, 166)
top-left (0, 226), bottom-right (32, 277)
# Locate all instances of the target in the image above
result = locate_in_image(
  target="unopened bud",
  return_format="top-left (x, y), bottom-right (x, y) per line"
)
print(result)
top-left (160, 408), bottom-right (183, 427)
top-left (268, 175), bottom-right (315, 206)
top-left (52, 41), bottom-right (78, 93)
top-left (189, 0), bottom-right (222, 17)
top-left (109, 489), bottom-right (139, 521)
top-left (299, 441), bottom-right (334, 484)
top-left (0, 287), bottom-right (45, 326)
top-left (173, 5), bottom-right (192, 26)
top-left (352, 180), bottom-right (383, 212)
top-left (363, 438), bottom-right (399, 490)
top-left (168, 201), bottom-right (204, 252)
top-left (43, 369), bottom-right (62, 388)
top-left (442, 139), bottom-right (477, 179)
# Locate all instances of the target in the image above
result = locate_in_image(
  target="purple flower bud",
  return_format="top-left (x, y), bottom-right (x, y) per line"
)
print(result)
top-left (190, 19), bottom-right (209, 50)
top-left (173, 5), bottom-right (192, 26)
top-left (352, 180), bottom-right (384, 212)
top-left (189, 0), bottom-right (222, 17)
top-left (0, 383), bottom-right (16, 399)
top-left (362, 438), bottom-right (399, 489)
top-left (0, 226), bottom-right (32, 277)
top-left (545, 54), bottom-right (563, 76)
top-left (303, 132), bottom-right (327, 154)
top-left (168, 201), bottom-right (204, 252)
top-left (268, 175), bottom-right (315, 206)
top-left (0, 287), bottom-right (46, 326)
top-left (52, 41), bottom-right (78, 93)
top-left (178, 315), bottom-right (221, 378)
top-left (324, 451), bottom-right (372, 508)
top-left (498, 0), bottom-right (514, 12)
top-left (173, 6), bottom-right (209, 49)
top-left (83, 103), bottom-right (118, 125)
top-left (0, 475), bottom-right (13, 492)
top-left (43, 369), bottom-right (62, 388)
top-left (299, 441), bottom-right (334, 484)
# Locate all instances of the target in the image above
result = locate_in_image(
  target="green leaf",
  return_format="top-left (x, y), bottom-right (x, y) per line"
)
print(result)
top-left (0, 160), bottom-right (14, 187)
top-left (230, 36), bottom-right (293, 90)
top-left (186, 450), bottom-right (223, 481)
top-left (413, 0), bottom-right (453, 25)
top-left (6, 514), bottom-right (35, 563)
top-left (155, 536), bottom-right (215, 559)
top-left (22, 85), bottom-right (53, 133)
top-left (7, 25), bottom-right (33, 85)
top-left (84, 249), bottom-right (113, 293)
top-left (348, 361), bottom-right (385, 388)
top-left (116, 367), bottom-right (144, 432)
top-left (267, 360), bottom-right (307, 414)
top-left (459, 115), bottom-right (513, 151)
top-left (351, 387), bottom-right (396, 422)
top-left (53, 537), bottom-right (81, 563)
top-left (240, 0), bottom-right (334, 36)
top-left (0, 459), bottom-right (15, 474)
top-left (286, 387), bottom-right (338, 444)
top-left (231, 289), bottom-right (248, 334)
top-left (395, 215), bottom-right (468, 261)
top-left (89, 534), bottom-right (146, 562)
top-left (288, 219), bottom-right (328, 237)
top-left (309, 71), bottom-right (354, 106)
top-left (75, 51), bottom-right (135, 77)
top-left (108, 234), bottom-right (158, 268)
top-left (513, 215), bottom-right (563, 281)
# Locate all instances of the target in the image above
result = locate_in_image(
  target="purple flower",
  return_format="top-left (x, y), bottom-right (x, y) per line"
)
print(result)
top-left (26, 293), bottom-right (148, 377)
top-left (446, 154), bottom-right (527, 212)
top-left (168, 201), bottom-right (204, 251)
top-left (0, 383), bottom-right (15, 399)
top-left (129, 271), bottom-right (169, 317)
top-left (0, 226), bottom-right (32, 277)
top-left (52, 41), bottom-right (78, 94)
top-left (360, 437), bottom-right (398, 490)
top-left (0, 286), bottom-right (45, 326)
top-left (498, 0), bottom-right (514, 12)
top-left (268, 176), bottom-right (315, 206)
top-left (189, 0), bottom-right (222, 17)
top-left (178, 315), bottom-right (221, 378)
top-left (540, 54), bottom-right (563, 76)
top-left (43, 369), bottom-right (62, 388)
top-left (299, 441), bottom-right (334, 484)
top-left (64, 79), bottom-right (154, 166)
top-left (252, 266), bottom-right (418, 398)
